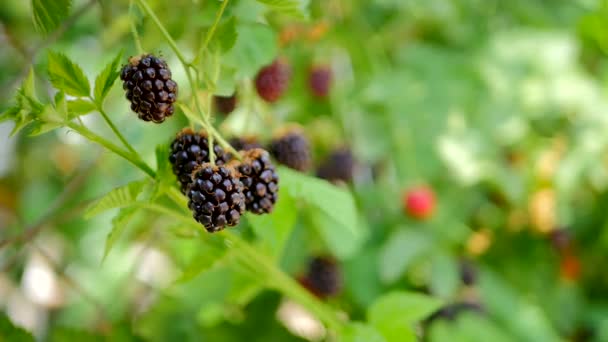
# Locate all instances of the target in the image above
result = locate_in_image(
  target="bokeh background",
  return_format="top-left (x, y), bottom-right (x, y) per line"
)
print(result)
top-left (1, 0), bottom-right (608, 341)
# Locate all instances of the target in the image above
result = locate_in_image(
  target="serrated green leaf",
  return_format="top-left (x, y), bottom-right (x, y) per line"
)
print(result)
top-left (85, 179), bottom-right (148, 218)
top-left (102, 207), bottom-right (137, 262)
top-left (152, 144), bottom-right (173, 198)
top-left (368, 291), bottom-right (442, 342)
top-left (247, 191), bottom-right (296, 259)
top-left (27, 104), bottom-right (63, 136)
top-left (0, 313), bottom-right (34, 342)
top-left (47, 51), bottom-right (90, 97)
top-left (223, 23), bottom-right (277, 78)
top-left (214, 17), bottom-right (238, 53)
top-left (175, 244), bottom-right (226, 284)
top-left (31, 0), bottom-right (71, 34)
top-left (94, 51), bottom-right (123, 105)
top-left (379, 229), bottom-right (434, 283)
top-left (255, 0), bottom-right (309, 18)
top-left (67, 99), bottom-right (96, 117)
top-left (280, 167), bottom-right (365, 259)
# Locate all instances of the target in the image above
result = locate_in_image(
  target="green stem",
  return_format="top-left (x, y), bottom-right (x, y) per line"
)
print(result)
top-left (92, 98), bottom-right (138, 155)
top-left (195, 0), bottom-right (230, 64)
top-left (67, 122), bottom-right (156, 178)
top-left (129, 0), bottom-right (145, 54)
top-left (134, 0), bottom-right (189, 67)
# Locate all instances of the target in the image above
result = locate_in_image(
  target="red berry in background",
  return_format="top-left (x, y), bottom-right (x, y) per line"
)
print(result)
top-left (308, 65), bottom-right (332, 98)
top-left (560, 252), bottom-right (581, 281)
top-left (403, 186), bottom-right (436, 220)
top-left (255, 59), bottom-right (291, 102)
top-left (214, 93), bottom-right (237, 115)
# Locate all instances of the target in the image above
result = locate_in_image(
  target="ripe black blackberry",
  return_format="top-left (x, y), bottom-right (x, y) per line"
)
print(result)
top-left (169, 129), bottom-right (230, 193)
top-left (120, 54), bottom-right (178, 123)
top-left (269, 130), bottom-right (311, 171)
top-left (187, 164), bottom-right (246, 232)
top-left (214, 94), bottom-right (237, 115)
top-left (309, 65), bottom-right (332, 98)
top-left (300, 257), bottom-right (342, 299)
top-left (229, 136), bottom-right (262, 152)
top-left (255, 59), bottom-right (291, 102)
top-left (316, 148), bottom-right (354, 183)
top-left (459, 259), bottom-right (477, 286)
top-left (236, 149), bottom-right (279, 214)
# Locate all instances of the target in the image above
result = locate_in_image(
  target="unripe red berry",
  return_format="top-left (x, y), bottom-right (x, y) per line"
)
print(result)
top-left (308, 65), bottom-right (332, 98)
top-left (255, 59), bottom-right (291, 102)
top-left (403, 186), bottom-right (436, 220)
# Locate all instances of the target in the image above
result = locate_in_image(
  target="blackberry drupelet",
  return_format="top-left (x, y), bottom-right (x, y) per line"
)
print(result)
top-left (300, 257), bottom-right (342, 299)
top-left (187, 164), bottom-right (246, 232)
top-left (255, 59), bottom-right (291, 102)
top-left (316, 148), bottom-right (354, 183)
top-left (236, 148), bottom-right (279, 214)
top-left (308, 65), bottom-right (332, 98)
top-left (214, 94), bottom-right (237, 115)
top-left (120, 54), bottom-right (178, 123)
top-left (269, 130), bottom-right (311, 172)
top-left (229, 136), bottom-right (262, 152)
top-left (169, 129), bottom-right (230, 193)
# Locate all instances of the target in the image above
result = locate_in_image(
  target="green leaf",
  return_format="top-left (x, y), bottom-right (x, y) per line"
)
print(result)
top-left (223, 23), bottom-right (277, 78)
top-left (175, 243), bottom-right (226, 284)
top-left (214, 17), bottom-right (238, 53)
top-left (31, 0), bottom-right (71, 34)
top-left (27, 104), bottom-right (63, 136)
top-left (94, 51), bottom-right (123, 105)
top-left (340, 323), bottom-right (386, 342)
top-left (246, 191), bottom-right (297, 259)
top-left (4, 70), bottom-right (43, 135)
top-left (255, 0), bottom-right (309, 18)
top-left (67, 99), bottom-right (96, 117)
top-left (0, 313), bottom-right (34, 342)
top-left (368, 291), bottom-right (442, 342)
top-left (279, 167), bottom-right (366, 259)
top-left (85, 179), bottom-right (148, 218)
top-left (102, 207), bottom-right (137, 262)
top-left (378, 229), bottom-right (434, 283)
top-left (429, 253), bottom-right (460, 299)
top-left (47, 51), bottom-right (90, 97)
top-left (152, 144), bottom-right (174, 198)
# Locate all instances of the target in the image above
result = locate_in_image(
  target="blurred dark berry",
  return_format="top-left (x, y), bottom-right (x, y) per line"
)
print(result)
top-left (316, 148), bottom-right (354, 183)
top-left (424, 302), bottom-right (483, 325)
top-left (255, 59), bottom-right (291, 102)
top-left (403, 186), bottom-right (436, 220)
top-left (308, 65), bottom-right (332, 98)
top-left (460, 259), bottom-right (477, 286)
top-left (269, 130), bottom-right (312, 172)
top-left (214, 94), bottom-right (237, 115)
top-left (300, 257), bottom-right (342, 299)
top-left (549, 228), bottom-right (572, 253)
top-left (187, 164), bottom-right (246, 232)
top-left (236, 148), bottom-right (279, 214)
top-left (120, 54), bottom-right (178, 123)
top-left (229, 136), bottom-right (262, 152)
top-left (169, 129), bottom-right (230, 193)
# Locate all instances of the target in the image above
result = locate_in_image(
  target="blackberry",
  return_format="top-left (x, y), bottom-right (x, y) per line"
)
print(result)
top-left (169, 129), bottom-right (230, 193)
top-left (229, 136), bottom-right (262, 152)
top-left (187, 164), bottom-right (246, 232)
top-left (459, 259), bottom-right (477, 286)
top-left (316, 148), bottom-right (354, 183)
top-left (269, 130), bottom-right (311, 172)
top-left (423, 302), bottom-right (483, 325)
top-left (120, 54), bottom-right (178, 123)
top-left (255, 59), bottom-right (291, 102)
top-left (309, 65), bottom-right (332, 98)
top-left (214, 94), bottom-right (237, 115)
top-left (236, 149), bottom-right (279, 214)
top-left (300, 257), bottom-right (342, 299)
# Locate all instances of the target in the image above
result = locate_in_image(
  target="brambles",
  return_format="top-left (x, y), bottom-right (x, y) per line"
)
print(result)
top-left (236, 148), bottom-right (279, 214)
top-left (316, 148), bottom-right (354, 183)
top-left (187, 164), bottom-right (246, 232)
top-left (169, 129), bottom-right (230, 193)
top-left (299, 257), bottom-right (342, 299)
top-left (403, 186), bottom-right (436, 220)
top-left (269, 129), bottom-right (312, 172)
top-left (255, 59), bottom-right (291, 102)
top-left (120, 54), bottom-right (178, 123)
top-left (309, 65), bottom-right (332, 98)
top-left (214, 94), bottom-right (237, 115)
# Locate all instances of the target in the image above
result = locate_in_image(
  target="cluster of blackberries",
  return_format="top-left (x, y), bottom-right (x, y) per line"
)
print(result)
top-left (169, 129), bottom-right (279, 232)
top-left (120, 54), bottom-right (178, 123)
